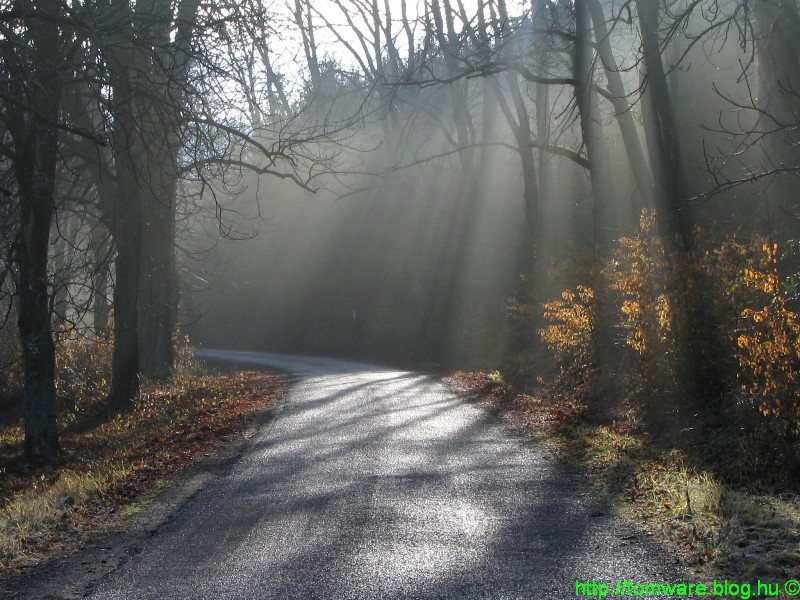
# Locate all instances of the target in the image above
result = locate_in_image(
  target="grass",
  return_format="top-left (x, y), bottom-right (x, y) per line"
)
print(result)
top-left (449, 371), bottom-right (800, 586)
top-left (0, 369), bottom-right (286, 574)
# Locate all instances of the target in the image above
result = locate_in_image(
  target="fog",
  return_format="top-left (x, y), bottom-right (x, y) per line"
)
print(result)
top-left (186, 101), bottom-right (527, 367)
top-left (174, 0), bottom-right (792, 370)
top-left (6, 0), bottom-right (798, 383)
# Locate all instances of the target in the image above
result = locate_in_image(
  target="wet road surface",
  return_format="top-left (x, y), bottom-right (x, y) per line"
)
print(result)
top-left (85, 350), bottom-right (681, 599)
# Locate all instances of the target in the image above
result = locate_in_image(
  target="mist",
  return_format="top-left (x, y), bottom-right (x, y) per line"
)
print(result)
top-left (4, 0), bottom-right (800, 461)
top-left (178, 0), bottom-right (786, 372)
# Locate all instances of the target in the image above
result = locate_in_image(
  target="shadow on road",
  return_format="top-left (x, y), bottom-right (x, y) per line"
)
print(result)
top-left (86, 351), bottom-right (682, 599)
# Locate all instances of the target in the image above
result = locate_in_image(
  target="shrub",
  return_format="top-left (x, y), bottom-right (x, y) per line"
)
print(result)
top-left (54, 332), bottom-right (114, 419)
top-left (607, 209), bottom-right (678, 386)
top-left (736, 242), bottom-right (800, 434)
top-left (539, 284), bottom-right (595, 373)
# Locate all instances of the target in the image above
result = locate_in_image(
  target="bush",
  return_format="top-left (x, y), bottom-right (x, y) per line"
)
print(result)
top-left (736, 242), bottom-right (800, 434)
top-left (533, 212), bottom-right (800, 482)
top-left (607, 209), bottom-right (678, 387)
top-left (539, 285), bottom-right (596, 372)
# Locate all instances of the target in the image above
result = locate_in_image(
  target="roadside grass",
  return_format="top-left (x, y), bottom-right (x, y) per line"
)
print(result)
top-left (0, 370), bottom-right (285, 574)
top-left (449, 372), bottom-right (800, 585)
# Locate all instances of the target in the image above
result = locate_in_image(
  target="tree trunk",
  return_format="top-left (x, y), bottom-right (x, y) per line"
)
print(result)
top-left (93, 269), bottom-right (111, 338)
top-left (137, 0), bottom-right (199, 380)
top-left (3, 0), bottom-right (63, 461)
top-left (137, 107), bottom-right (178, 381)
top-left (91, 227), bottom-right (112, 338)
top-left (110, 216), bottom-right (142, 407)
top-left (106, 0), bottom-right (145, 408)
top-left (17, 148), bottom-right (60, 460)
top-left (587, 0), bottom-right (653, 210)
top-left (533, 0), bottom-right (554, 257)
top-left (574, 0), bottom-right (612, 250)
top-left (635, 0), bottom-right (689, 246)
top-left (51, 212), bottom-right (79, 328)
top-left (9, 0), bottom-right (64, 461)
top-left (753, 0), bottom-right (800, 236)
top-left (489, 27), bottom-right (545, 381)
top-left (138, 173), bottom-right (177, 379)
top-left (108, 118), bottom-right (143, 406)
top-left (636, 0), bottom-right (724, 404)
top-left (574, 0), bottom-right (619, 401)
top-left (491, 68), bottom-right (542, 278)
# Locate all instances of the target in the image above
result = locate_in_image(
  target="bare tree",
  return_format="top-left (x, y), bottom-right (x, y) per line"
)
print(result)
top-left (0, 0), bottom-right (72, 459)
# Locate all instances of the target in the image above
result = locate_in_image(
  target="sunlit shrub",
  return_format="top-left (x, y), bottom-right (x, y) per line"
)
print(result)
top-left (173, 331), bottom-right (199, 376)
top-left (532, 216), bottom-right (800, 482)
top-left (607, 209), bottom-right (678, 384)
top-left (736, 242), bottom-right (800, 434)
top-left (539, 284), bottom-right (595, 369)
top-left (55, 332), bottom-right (113, 408)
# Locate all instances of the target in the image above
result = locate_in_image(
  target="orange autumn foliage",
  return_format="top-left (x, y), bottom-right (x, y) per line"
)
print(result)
top-left (536, 210), bottom-right (800, 436)
top-left (608, 209), bottom-right (678, 384)
top-left (737, 243), bottom-right (800, 433)
top-left (539, 285), bottom-right (595, 368)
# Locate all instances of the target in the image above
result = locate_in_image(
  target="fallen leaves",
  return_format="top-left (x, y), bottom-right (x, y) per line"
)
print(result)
top-left (0, 371), bottom-right (286, 574)
top-left (449, 370), bottom-right (800, 583)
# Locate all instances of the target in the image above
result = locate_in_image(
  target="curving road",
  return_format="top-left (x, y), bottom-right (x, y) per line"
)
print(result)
top-left (81, 350), bottom-right (681, 599)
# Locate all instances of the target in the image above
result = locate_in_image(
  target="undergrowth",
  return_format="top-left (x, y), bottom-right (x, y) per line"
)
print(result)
top-left (484, 210), bottom-right (800, 581)
top-left (0, 367), bottom-right (285, 573)
top-left (450, 371), bottom-right (800, 584)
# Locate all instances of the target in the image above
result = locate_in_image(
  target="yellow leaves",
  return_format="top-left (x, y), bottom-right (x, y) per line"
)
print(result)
top-left (539, 284), bottom-right (595, 364)
top-left (621, 299), bottom-right (640, 317)
top-left (736, 241), bottom-right (800, 433)
top-left (538, 210), bottom-right (800, 435)
top-left (539, 209), bottom-right (681, 384)
top-left (640, 209), bottom-right (657, 233)
top-left (607, 209), bottom-right (678, 378)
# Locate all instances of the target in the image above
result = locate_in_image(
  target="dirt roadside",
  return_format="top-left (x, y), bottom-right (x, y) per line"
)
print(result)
top-left (1, 380), bottom-right (287, 600)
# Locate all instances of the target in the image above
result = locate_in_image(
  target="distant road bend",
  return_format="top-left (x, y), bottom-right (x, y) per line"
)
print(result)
top-left (86, 350), bottom-right (680, 599)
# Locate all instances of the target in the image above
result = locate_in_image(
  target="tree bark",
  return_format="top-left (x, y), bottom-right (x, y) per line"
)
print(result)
top-left (587, 0), bottom-right (653, 209)
top-left (7, 0), bottom-right (64, 460)
top-left (138, 183), bottom-right (178, 379)
top-left (533, 0), bottom-right (553, 251)
top-left (574, 0), bottom-right (613, 250)
top-left (110, 208), bottom-right (142, 407)
top-left (504, 72), bottom-right (541, 285)
top-left (106, 0), bottom-right (145, 408)
top-left (573, 0), bottom-right (619, 399)
top-left (635, 0), bottom-right (724, 404)
top-left (635, 0), bottom-right (689, 246)
top-left (752, 0), bottom-right (800, 235)
top-left (108, 122), bottom-right (143, 406)
top-left (91, 225), bottom-right (112, 338)
top-left (137, 0), bottom-right (200, 380)
top-left (17, 139), bottom-right (60, 459)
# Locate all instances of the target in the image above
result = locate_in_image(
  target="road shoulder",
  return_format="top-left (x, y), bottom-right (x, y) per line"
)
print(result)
top-left (1, 373), bottom-right (286, 600)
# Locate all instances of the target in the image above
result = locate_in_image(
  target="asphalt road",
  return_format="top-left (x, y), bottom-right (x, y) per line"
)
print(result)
top-left (82, 350), bottom-right (681, 599)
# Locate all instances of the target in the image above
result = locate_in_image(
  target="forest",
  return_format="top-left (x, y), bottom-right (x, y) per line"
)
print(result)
top-left (0, 0), bottom-right (799, 580)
